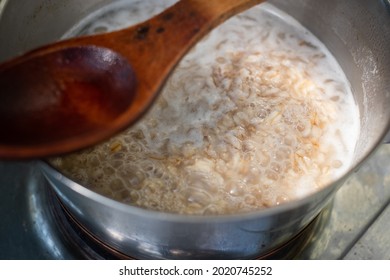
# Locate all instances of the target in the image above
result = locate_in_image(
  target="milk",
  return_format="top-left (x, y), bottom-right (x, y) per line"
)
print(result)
top-left (51, 1), bottom-right (360, 215)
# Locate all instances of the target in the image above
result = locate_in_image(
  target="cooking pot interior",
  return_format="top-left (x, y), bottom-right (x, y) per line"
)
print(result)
top-left (1, 0), bottom-right (389, 169)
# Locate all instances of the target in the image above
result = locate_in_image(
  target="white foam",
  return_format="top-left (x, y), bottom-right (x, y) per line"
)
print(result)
top-left (51, 1), bottom-right (360, 215)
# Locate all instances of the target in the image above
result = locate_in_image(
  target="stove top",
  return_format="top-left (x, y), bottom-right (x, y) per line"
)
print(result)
top-left (1, 145), bottom-right (389, 260)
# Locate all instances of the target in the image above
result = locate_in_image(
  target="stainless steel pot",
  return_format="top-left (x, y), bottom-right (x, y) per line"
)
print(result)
top-left (1, 0), bottom-right (390, 259)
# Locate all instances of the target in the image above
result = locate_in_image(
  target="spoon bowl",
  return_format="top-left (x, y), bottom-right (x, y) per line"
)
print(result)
top-left (0, 46), bottom-right (136, 157)
top-left (0, 0), bottom-right (263, 159)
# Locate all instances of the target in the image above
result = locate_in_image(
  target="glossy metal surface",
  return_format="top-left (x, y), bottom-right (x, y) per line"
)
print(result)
top-left (1, 146), bottom-right (389, 259)
top-left (1, 0), bottom-right (390, 259)
top-left (41, 160), bottom-right (338, 259)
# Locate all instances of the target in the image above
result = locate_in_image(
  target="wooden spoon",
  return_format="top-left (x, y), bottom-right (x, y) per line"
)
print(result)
top-left (0, 0), bottom-right (263, 159)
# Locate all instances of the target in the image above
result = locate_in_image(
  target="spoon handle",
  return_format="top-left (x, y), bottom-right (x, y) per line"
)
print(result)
top-left (117, 0), bottom-right (265, 85)
top-left (93, 0), bottom-right (265, 125)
